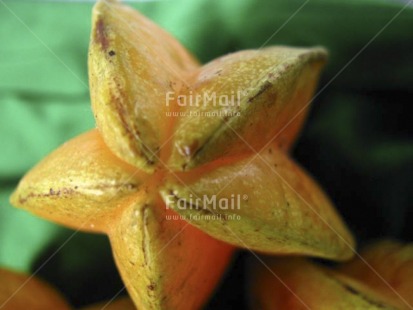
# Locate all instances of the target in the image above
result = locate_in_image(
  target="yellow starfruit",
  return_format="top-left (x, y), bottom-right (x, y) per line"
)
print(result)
top-left (10, 0), bottom-right (355, 309)
top-left (0, 268), bottom-right (69, 310)
top-left (249, 241), bottom-right (413, 309)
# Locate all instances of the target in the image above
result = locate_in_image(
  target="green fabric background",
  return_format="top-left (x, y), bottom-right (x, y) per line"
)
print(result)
top-left (1, 0), bottom-right (412, 308)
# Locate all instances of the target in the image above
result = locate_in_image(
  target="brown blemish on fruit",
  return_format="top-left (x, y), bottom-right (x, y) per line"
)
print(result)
top-left (248, 81), bottom-right (272, 103)
top-left (141, 204), bottom-right (150, 265)
top-left (331, 276), bottom-right (388, 309)
top-left (95, 18), bottom-right (109, 51)
top-left (18, 187), bottom-right (75, 204)
top-left (18, 183), bottom-right (137, 205)
top-left (147, 283), bottom-right (156, 291)
top-left (109, 91), bottom-right (156, 167)
top-left (110, 92), bottom-right (131, 138)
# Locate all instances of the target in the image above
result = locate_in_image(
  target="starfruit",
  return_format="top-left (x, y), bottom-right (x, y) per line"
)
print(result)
top-left (0, 268), bottom-right (70, 310)
top-left (10, 130), bottom-right (233, 310)
top-left (338, 240), bottom-right (413, 309)
top-left (0, 267), bottom-right (132, 310)
top-left (10, 0), bottom-right (355, 309)
top-left (249, 241), bottom-right (413, 309)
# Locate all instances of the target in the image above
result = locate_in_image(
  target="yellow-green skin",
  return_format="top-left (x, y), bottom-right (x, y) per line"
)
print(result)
top-left (250, 257), bottom-right (396, 310)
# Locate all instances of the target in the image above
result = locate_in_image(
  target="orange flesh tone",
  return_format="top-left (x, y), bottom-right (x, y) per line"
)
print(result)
top-left (108, 194), bottom-right (233, 310)
top-left (0, 268), bottom-right (70, 310)
top-left (10, 130), bottom-right (149, 233)
top-left (249, 257), bottom-right (398, 310)
top-left (10, 131), bottom-right (234, 310)
top-left (338, 240), bottom-right (413, 309)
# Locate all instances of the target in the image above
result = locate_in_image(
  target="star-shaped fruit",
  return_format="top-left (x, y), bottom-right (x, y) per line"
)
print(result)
top-left (249, 241), bottom-right (413, 309)
top-left (0, 266), bottom-right (132, 310)
top-left (0, 268), bottom-right (70, 310)
top-left (10, 0), bottom-right (355, 309)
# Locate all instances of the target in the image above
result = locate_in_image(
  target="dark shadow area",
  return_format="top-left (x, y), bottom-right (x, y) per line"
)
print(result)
top-left (205, 251), bottom-right (248, 310)
top-left (294, 88), bottom-right (413, 246)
